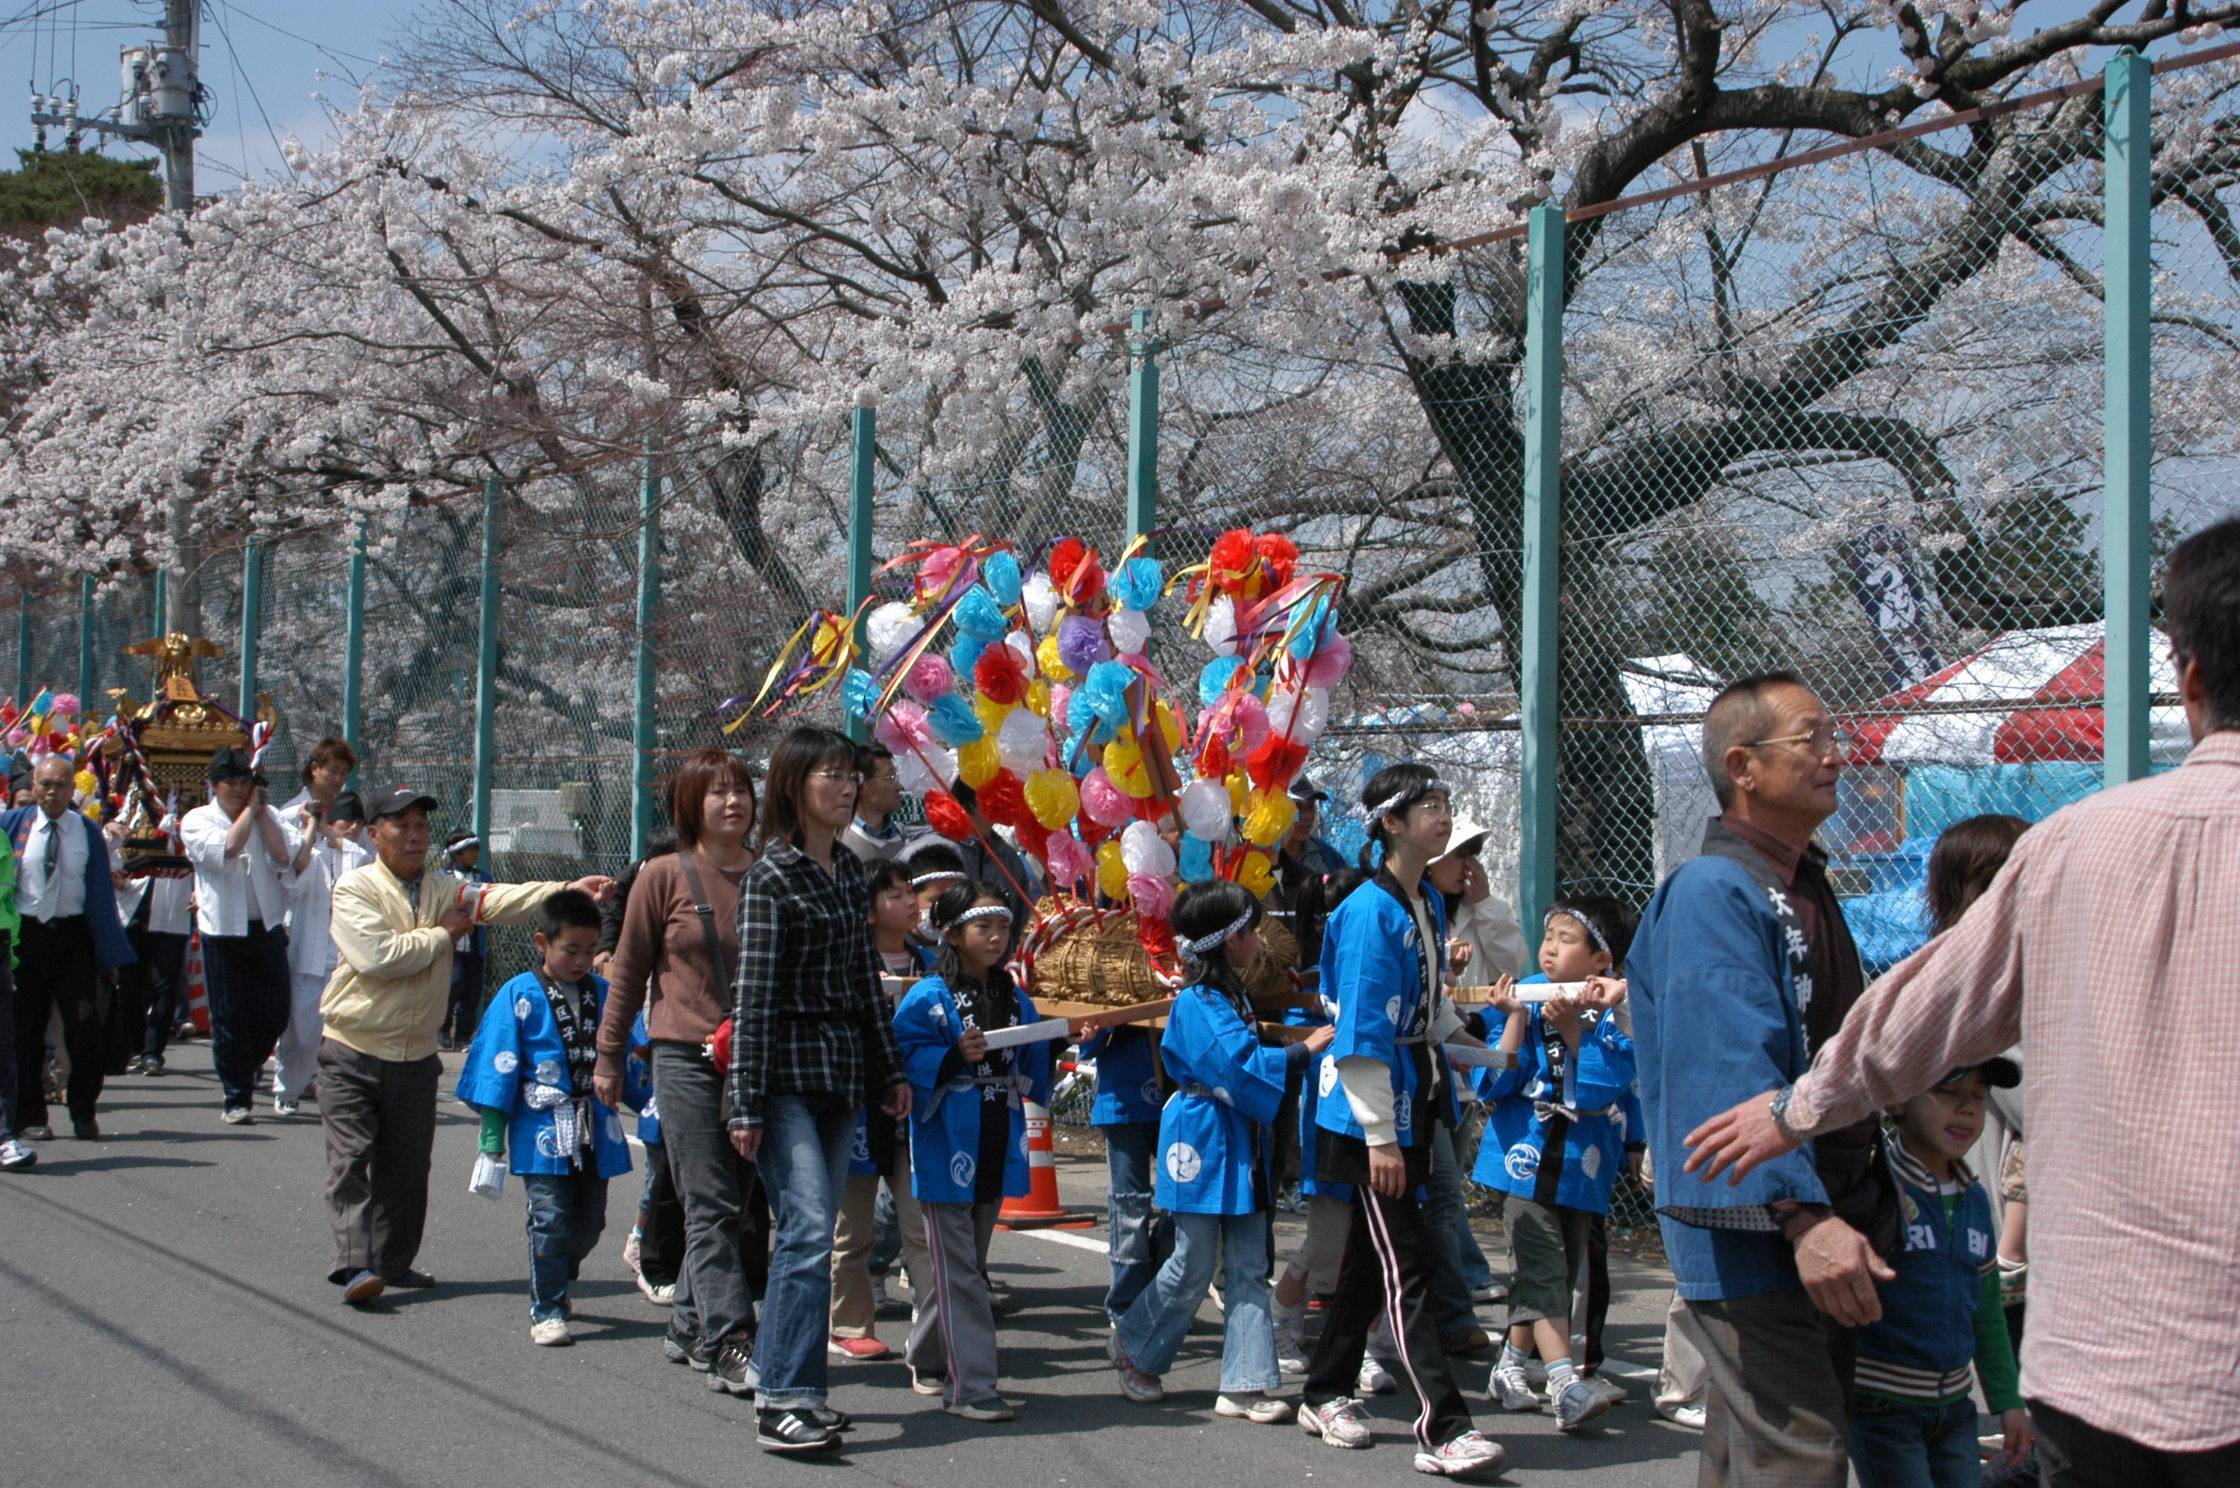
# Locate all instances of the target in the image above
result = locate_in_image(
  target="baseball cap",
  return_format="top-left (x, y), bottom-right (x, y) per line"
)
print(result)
top-left (365, 785), bottom-right (440, 822)
top-left (329, 789), bottom-right (366, 824)
top-left (208, 747), bottom-right (255, 784)
top-left (1286, 774), bottom-right (1330, 804)
top-left (1945, 1055), bottom-right (2021, 1090)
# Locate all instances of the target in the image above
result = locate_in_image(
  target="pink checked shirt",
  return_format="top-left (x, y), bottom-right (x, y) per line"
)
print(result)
top-left (1790, 730), bottom-right (2240, 1452)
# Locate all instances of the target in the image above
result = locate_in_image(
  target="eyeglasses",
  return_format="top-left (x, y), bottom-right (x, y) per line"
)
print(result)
top-left (1745, 725), bottom-right (1853, 759)
top-left (809, 770), bottom-right (866, 786)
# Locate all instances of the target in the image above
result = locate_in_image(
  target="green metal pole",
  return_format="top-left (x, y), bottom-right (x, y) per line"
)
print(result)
top-left (1519, 202), bottom-right (1566, 933)
top-left (2104, 48), bottom-right (2153, 787)
top-left (238, 538), bottom-right (264, 719)
top-left (342, 519), bottom-right (367, 780)
top-left (845, 400), bottom-right (876, 745)
top-left (632, 445), bottom-right (661, 859)
top-left (152, 568), bottom-right (167, 634)
top-left (1126, 307), bottom-right (1159, 547)
top-left (16, 595), bottom-right (31, 707)
top-left (473, 478), bottom-right (501, 850)
top-left (77, 575), bottom-right (95, 712)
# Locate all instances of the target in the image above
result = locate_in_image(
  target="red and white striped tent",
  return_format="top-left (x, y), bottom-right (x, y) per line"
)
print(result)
top-left (1844, 623), bottom-right (2185, 768)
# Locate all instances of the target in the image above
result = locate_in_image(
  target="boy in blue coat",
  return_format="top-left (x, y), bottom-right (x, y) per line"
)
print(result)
top-left (1109, 880), bottom-right (1332, 1424)
top-left (457, 890), bottom-right (632, 1345)
top-left (1850, 1059), bottom-right (2032, 1488)
top-left (1080, 1022), bottom-right (1162, 1323)
top-left (891, 880), bottom-right (1053, 1423)
top-left (1473, 896), bottom-right (1640, 1431)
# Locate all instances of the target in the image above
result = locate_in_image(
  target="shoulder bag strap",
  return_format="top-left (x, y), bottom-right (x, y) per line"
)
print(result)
top-left (673, 851), bottom-right (734, 991)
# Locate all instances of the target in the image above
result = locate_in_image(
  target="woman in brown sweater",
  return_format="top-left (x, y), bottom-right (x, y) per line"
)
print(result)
top-left (594, 747), bottom-right (763, 1393)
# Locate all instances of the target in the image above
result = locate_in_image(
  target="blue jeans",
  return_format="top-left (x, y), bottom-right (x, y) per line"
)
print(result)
top-left (753, 1093), bottom-right (854, 1409)
top-left (1104, 1120), bottom-right (1158, 1321)
top-left (1849, 1393), bottom-right (1980, 1488)
top-left (1115, 1210), bottom-right (1279, 1392)
top-left (523, 1169), bottom-right (609, 1323)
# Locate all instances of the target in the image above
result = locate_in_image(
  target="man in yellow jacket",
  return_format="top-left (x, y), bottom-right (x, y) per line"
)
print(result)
top-left (319, 785), bottom-right (614, 1307)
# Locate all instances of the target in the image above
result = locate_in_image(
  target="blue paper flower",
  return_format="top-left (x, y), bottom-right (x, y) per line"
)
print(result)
top-left (1180, 835), bottom-right (1214, 883)
top-left (841, 668), bottom-right (880, 720)
top-left (1198, 656), bottom-right (1246, 708)
top-left (926, 693), bottom-right (985, 747)
top-left (951, 635), bottom-right (990, 679)
top-left (1111, 555), bottom-right (1163, 612)
top-left (983, 550), bottom-right (1023, 608)
top-left (953, 585), bottom-right (1009, 640)
top-left (1082, 660), bottom-right (1137, 731)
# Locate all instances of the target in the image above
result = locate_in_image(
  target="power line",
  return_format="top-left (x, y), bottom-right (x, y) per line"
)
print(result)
top-left (224, 0), bottom-right (381, 71)
top-left (209, 1), bottom-right (283, 177)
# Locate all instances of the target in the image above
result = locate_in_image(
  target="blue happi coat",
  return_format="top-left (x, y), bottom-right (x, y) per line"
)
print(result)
top-left (456, 970), bottom-right (634, 1180)
top-left (1631, 836), bottom-right (1829, 1301)
top-left (893, 973), bottom-right (1052, 1205)
top-left (1154, 982), bottom-right (1292, 1216)
top-left (1470, 973), bottom-right (1643, 1216)
top-left (1082, 1024), bottom-right (1162, 1126)
top-left (623, 1009), bottom-right (660, 1145)
top-left (1312, 875), bottom-right (1453, 1150)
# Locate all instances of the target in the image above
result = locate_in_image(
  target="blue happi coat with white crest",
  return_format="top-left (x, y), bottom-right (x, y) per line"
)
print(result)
top-left (456, 970), bottom-right (634, 1180)
top-left (893, 973), bottom-right (1052, 1204)
top-left (1469, 973), bottom-right (1642, 1215)
top-left (1312, 873), bottom-right (1454, 1150)
top-left (1154, 981), bottom-right (1291, 1215)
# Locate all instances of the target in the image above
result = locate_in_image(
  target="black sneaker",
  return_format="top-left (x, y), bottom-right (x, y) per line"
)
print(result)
top-left (806, 1406), bottom-right (853, 1433)
top-left (71, 1118), bottom-right (100, 1141)
top-left (662, 1328), bottom-right (713, 1371)
top-left (707, 1335), bottom-right (760, 1396)
top-left (381, 1268), bottom-right (436, 1289)
top-left (756, 1407), bottom-right (839, 1454)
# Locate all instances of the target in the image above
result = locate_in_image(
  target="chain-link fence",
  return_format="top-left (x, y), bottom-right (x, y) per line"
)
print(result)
top-left (6, 45), bottom-right (2238, 1251)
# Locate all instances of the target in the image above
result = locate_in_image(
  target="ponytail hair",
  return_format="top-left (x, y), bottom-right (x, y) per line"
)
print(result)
top-left (1293, 865), bottom-right (1371, 967)
top-left (1172, 878), bottom-right (1262, 1008)
top-left (1357, 761), bottom-right (1443, 870)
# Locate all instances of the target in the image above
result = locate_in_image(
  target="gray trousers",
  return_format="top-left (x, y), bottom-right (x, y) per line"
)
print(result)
top-left (1690, 1289), bottom-right (1849, 1488)
top-left (318, 1038), bottom-right (439, 1282)
top-left (649, 1043), bottom-right (757, 1349)
top-left (1656, 1288), bottom-right (1710, 1417)
top-left (910, 1200), bottom-right (1000, 1407)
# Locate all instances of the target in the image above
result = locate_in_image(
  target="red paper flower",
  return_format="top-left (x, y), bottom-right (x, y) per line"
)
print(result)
top-left (1244, 735), bottom-right (1308, 792)
top-left (1131, 793), bottom-right (1170, 823)
top-left (980, 769), bottom-right (1028, 829)
top-left (1050, 537), bottom-right (1107, 606)
top-left (1013, 817), bottom-right (1050, 864)
top-left (1195, 734), bottom-right (1232, 782)
top-left (1254, 533), bottom-right (1299, 591)
top-left (923, 789), bottom-right (974, 842)
top-left (1136, 916), bottom-right (1176, 961)
top-left (973, 645), bottom-right (1028, 705)
top-left (1207, 528), bottom-right (1254, 592)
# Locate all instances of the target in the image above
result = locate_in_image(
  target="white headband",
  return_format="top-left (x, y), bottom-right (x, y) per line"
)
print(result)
top-left (1369, 777), bottom-right (1448, 821)
top-left (911, 870), bottom-right (967, 889)
top-left (1546, 904), bottom-right (1610, 957)
top-left (1180, 908), bottom-right (1256, 963)
top-left (945, 904), bottom-right (1014, 930)
top-left (448, 836), bottom-right (480, 852)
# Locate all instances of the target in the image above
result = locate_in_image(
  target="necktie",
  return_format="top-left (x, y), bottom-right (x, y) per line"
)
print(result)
top-left (43, 818), bottom-right (60, 884)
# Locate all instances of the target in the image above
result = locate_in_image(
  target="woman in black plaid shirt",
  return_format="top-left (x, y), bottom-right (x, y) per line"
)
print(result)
top-left (727, 726), bottom-right (913, 1455)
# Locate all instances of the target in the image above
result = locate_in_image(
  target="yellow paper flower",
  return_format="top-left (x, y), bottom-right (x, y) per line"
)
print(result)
top-left (1234, 849), bottom-right (1276, 898)
top-left (957, 737), bottom-right (1000, 790)
top-left (1095, 839), bottom-right (1130, 900)
top-left (1242, 787), bottom-right (1297, 848)
top-left (1025, 768), bottom-right (1081, 831)
top-left (1103, 731), bottom-right (1154, 798)
top-left (1037, 635), bottom-right (1075, 684)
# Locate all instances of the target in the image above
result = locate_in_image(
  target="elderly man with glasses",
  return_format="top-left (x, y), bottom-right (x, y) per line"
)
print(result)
top-left (1626, 671), bottom-right (1891, 1488)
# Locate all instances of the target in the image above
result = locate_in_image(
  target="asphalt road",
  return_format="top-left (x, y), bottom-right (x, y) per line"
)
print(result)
top-left (1, 1052), bottom-right (1703, 1488)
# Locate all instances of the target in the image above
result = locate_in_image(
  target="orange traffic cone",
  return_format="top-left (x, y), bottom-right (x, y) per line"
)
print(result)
top-left (184, 930), bottom-right (211, 1035)
top-left (997, 1098), bottom-right (1096, 1230)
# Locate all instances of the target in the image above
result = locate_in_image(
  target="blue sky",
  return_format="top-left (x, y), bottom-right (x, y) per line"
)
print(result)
top-left (0, 1), bottom-right (421, 187)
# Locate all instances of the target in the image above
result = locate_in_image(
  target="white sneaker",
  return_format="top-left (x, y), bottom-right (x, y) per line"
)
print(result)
top-left (530, 1318), bottom-right (573, 1346)
top-left (1297, 1397), bottom-right (1374, 1449)
top-left (1414, 1430), bottom-right (1507, 1478)
top-left (1358, 1356), bottom-right (1398, 1395)
top-left (1583, 1373), bottom-right (1628, 1408)
top-left (636, 1271), bottom-right (675, 1307)
top-left (1273, 1302), bottom-right (1309, 1377)
top-left (1469, 1282), bottom-right (1507, 1304)
top-left (273, 1097), bottom-right (298, 1118)
top-left (1490, 1364), bottom-right (1542, 1411)
top-left (1665, 1403), bottom-right (1707, 1431)
top-left (1215, 1392), bottom-right (1291, 1424)
top-left (0, 1137), bottom-right (35, 1170)
top-left (1552, 1376), bottom-right (1611, 1432)
top-left (909, 1368), bottom-right (944, 1396)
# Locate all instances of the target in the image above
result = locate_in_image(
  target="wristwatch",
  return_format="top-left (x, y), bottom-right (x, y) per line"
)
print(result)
top-left (1769, 1084), bottom-right (1806, 1142)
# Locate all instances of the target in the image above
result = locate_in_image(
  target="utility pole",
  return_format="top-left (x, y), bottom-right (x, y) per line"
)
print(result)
top-left (28, 1), bottom-right (201, 211)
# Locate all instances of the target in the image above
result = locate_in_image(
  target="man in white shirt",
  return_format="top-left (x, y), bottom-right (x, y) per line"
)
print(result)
top-left (180, 747), bottom-right (300, 1124)
top-left (273, 788), bottom-right (371, 1117)
top-left (5, 755), bottom-right (136, 1142)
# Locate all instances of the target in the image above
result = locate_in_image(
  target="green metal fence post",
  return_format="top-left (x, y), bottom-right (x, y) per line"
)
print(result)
top-left (77, 575), bottom-right (96, 712)
top-left (152, 568), bottom-right (167, 634)
top-left (845, 398), bottom-right (877, 745)
top-left (2104, 49), bottom-right (2153, 787)
top-left (473, 477), bottom-right (501, 851)
top-left (238, 538), bottom-right (264, 719)
top-left (1519, 202), bottom-right (1566, 933)
top-left (16, 596), bottom-right (31, 706)
top-left (342, 519), bottom-right (367, 779)
top-left (633, 445), bottom-right (661, 859)
top-left (1127, 308), bottom-right (1159, 547)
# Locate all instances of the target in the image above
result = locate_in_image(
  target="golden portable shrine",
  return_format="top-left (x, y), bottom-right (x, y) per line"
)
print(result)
top-left (100, 632), bottom-right (277, 876)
